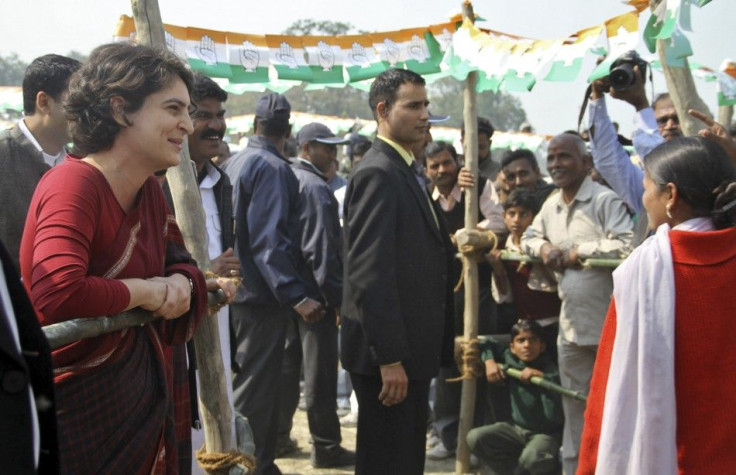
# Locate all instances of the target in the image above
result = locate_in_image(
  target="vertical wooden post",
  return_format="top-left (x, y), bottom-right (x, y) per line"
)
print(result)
top-left (718, 105), bottom-right (733, 130)
top-left (649, 0), bottom-right (710, 136)
top-left (456, 2), bottom-right (479, 473)
top-left (130, 0), bottom-right (240, 469)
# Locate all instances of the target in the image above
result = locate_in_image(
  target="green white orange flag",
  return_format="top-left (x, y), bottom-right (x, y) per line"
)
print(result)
top-left (502, 39), bottom-right (563, 92)
top-left (226, 33), bottom-right (271, 84)
top-left (302, 36), bottom-right (346, 84)
top-left (545, 26), bottom-right (605, 82)
top-left (588, 11), bottom-right (641, 82)
top-left (337, 34), bottom-right (387, 83)
top-left (185, 27), bottom-right (232, 78)
top-left (265, 35), bottom-right (312, 82)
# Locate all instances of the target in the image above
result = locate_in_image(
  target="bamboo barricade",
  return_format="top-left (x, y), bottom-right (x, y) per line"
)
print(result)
top-left (499, 250), bottom-right (623, 269)
top-left (43, 290), bottom-right (227, 350)
top-left (455, 2), bottom-right (480, 473)
top-left (498, 364), bottom-right (587, 402)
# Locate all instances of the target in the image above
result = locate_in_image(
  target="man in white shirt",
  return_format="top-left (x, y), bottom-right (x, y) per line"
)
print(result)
top-left (0, 54), bottom-right (80, 271)
top-left (175, 74), bottom-right (240, 472)
top-left (522, 133), bottom-right (633, 475)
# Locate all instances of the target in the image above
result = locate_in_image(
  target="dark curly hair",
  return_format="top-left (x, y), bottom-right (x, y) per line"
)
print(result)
top-left (65, 42), bottom-right (194, 155)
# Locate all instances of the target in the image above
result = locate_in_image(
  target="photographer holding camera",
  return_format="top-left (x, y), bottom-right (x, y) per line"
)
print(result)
top-left (587, 51), bottom-right (682, 224)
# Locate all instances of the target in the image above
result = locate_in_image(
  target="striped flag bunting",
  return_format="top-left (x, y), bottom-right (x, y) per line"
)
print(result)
top-left (112, 0), bottom-right (718, 95)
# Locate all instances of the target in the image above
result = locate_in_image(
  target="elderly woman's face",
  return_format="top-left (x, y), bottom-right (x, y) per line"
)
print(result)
top-left (119, 77), bottom-right (193, 171)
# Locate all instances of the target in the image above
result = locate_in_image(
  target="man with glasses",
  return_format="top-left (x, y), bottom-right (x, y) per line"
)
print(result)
top-left (586, 65), bottom-right (680, 245)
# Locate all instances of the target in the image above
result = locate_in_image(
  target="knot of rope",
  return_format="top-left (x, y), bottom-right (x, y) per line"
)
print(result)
top-left (454, 230), bottom-right (499, 292)
top-left (446, 337), bottom-right (484, 382)
top-left (195, 444), bottom-right (256, 473)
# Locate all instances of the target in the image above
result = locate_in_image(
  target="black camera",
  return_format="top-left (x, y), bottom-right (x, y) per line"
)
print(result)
top-left (609, 50), bottom-right (648, 91)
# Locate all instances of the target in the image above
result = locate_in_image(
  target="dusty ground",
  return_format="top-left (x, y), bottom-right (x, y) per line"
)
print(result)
top-left (274, 409), bottom-right (472, 475)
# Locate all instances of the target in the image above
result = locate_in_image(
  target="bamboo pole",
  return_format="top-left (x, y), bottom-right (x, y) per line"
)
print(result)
top-left (499, 251), bottom-right (622, 268)
top-left (718, 105), bottom-right (733, 131)
top-left (43, 290), bottom-right (226, 350)
top-left (456, 2), bottom-right (479, 473)
top-left (130, 2), bottom-right (245, 472)
top-left (499, 365), bottom-right (587, 402)
top-left (649, 0), bottom-right (710, 136)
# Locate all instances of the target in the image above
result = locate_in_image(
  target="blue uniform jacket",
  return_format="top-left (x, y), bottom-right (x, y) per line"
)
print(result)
top-left (232, 136), bottom-right (307, 307)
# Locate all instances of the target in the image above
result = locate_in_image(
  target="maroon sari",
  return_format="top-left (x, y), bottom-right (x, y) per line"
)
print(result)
top-left (20, 157), bottom-right (206, 474)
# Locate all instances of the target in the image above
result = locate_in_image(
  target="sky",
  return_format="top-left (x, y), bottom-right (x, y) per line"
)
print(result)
top-left (0, 0), bottom-right (733, 136)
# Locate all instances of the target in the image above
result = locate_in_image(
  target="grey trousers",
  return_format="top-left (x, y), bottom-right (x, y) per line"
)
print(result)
top-left (231, 303), bottom-right (289, 475)
top-left (557, 338), bottom-right (597, 475)
top-left (467, 421), bottom-right (560, 474)
top-left (277, 307), bottom-right (341, 455)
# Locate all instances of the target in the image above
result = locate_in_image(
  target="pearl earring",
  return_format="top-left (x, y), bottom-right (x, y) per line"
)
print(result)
top-left (666, 204), bottom-right (673, 219)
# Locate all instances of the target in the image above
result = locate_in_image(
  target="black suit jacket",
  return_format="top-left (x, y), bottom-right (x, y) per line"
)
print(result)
top-left (0, 240), bottom-right (59, 473)
top-left (341, 139), bottom-right (454, 380)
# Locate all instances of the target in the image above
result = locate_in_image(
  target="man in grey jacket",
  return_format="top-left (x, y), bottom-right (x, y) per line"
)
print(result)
top-left (0, 54), bottom-right (80, 271)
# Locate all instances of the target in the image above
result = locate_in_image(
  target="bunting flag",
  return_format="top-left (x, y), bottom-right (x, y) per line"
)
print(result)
top-left (339, 34), bottom-right (387, 82)
top-left (186, 27), bottom-right (232, 78)
top-left (111, 0), bottom-right (718, 97)
top-left (265, 35), bottom-right (312, 82)
top-left (226, 33), bottom-right (270, 84)
top-left (545, 26), bottom-right (605, 82)
top-left (588, 11), bottom-right (641, 82)
top-left (502, 39), bottom-right (563, 92)
top-left (301, 36), bottom-right (347, 84)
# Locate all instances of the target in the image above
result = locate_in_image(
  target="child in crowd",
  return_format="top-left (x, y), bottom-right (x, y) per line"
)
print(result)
top-left (485, 189), bottom-right (561, 357)
top-left (467, 319), bottom-right (563, 474)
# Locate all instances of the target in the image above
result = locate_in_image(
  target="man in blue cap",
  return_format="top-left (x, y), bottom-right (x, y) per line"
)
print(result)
top-left (276, 122), bottom-right (355, 468)
top-left (229, 93), bottom-right (325, 475)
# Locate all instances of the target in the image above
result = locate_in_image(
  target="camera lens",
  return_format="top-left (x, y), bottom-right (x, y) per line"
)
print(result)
top-left (610, 63), bottom-right (635, 91)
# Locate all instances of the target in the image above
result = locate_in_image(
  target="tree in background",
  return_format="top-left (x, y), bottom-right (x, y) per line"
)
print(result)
top-left (427, 77), bottom-right (528, 131)
top-left (0, 51), bottom-right (88, 87)
top-left (0, 53), bottom-right (28, 86)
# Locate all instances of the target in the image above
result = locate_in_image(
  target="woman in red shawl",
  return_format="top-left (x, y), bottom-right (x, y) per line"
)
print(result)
top-left (578, 137), bottom-right (736, 474)
top-left (20, 43), bottom-right (207, 473)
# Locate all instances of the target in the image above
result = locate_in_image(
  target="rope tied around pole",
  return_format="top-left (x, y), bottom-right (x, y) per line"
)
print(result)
top-left (446, 337), bottom-right (484, 382)
top-left (453, 229), bottom-right (498, 292)
top-left (195, 444), bottom-right (256, 473)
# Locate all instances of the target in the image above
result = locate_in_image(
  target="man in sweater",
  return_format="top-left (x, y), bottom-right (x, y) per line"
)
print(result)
top-left (0, 54), bottom-right (80, 271)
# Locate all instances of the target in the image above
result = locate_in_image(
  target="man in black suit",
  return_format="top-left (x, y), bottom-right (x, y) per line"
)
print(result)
top-left (0, 239), bottom-right (59, 473)
top-left (341, 68), bottom-right (455, 475)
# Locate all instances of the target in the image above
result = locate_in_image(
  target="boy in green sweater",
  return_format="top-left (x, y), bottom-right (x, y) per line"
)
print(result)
top-left (467, 319), bottom-right (562, 474)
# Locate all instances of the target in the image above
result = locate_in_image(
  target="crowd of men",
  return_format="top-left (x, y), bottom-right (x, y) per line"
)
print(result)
top-left (0, 50), bottom-right (692, 475)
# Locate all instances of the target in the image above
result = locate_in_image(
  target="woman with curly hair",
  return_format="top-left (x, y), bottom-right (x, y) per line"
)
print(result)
top-left (20, 42), bottom-right (207, 473)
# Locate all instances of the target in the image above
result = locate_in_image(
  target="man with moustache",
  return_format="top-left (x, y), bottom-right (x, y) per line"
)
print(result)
top-left (521, 133), bottom-right (633, 474)
top-left (170, 74), bottom-right (240, 471)
top-left (341, 69), bottom-right (454, 474)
